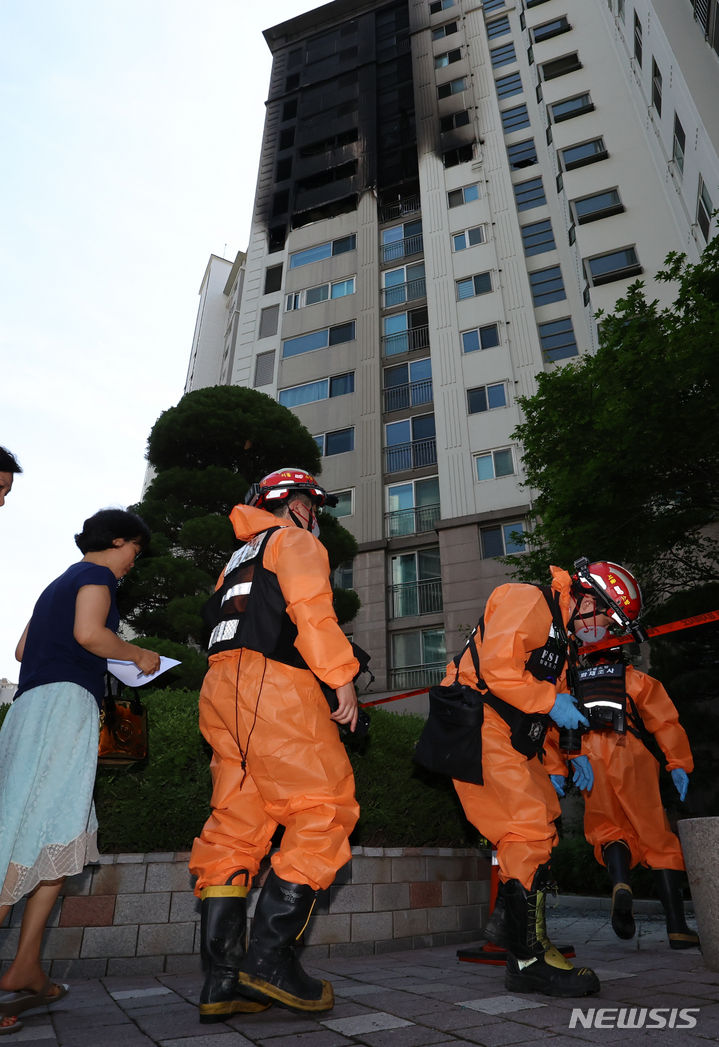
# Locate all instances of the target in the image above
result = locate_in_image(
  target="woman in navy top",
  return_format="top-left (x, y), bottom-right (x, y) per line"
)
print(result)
top-left (0, 509), bottom-right (160, 1019)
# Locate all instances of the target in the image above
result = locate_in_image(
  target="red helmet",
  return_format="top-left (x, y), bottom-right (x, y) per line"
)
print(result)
top-left (245, 467), bottom-right (336, 510)
top-left (572, 558), bottom-right (643, 632)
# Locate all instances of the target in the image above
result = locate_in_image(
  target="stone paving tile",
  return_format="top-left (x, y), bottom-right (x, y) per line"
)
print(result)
top-left (322, 1010), bottom-right (414, 1034)
top-left (158, 1035), bottom-right (255, 1047)
top-left (252, 1031), bottom-right (353, 1047)
top-left (353, 1024), bottom-right (460, 1047)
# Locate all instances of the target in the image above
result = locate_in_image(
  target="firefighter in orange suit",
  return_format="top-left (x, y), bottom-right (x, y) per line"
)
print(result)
top-left (446, 562), bottom-right (605, 997)
top-left (546, 650), bottom-right (698, 950)
top-left (188, 468), bottom-right (359, 1021)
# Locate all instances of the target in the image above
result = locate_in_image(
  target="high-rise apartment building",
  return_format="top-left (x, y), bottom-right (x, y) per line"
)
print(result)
top-left (185, 0), bottom-right (718, 692)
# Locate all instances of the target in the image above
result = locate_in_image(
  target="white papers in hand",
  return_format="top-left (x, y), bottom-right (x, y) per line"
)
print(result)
top-left (107, 656), bottom-right (181, 687)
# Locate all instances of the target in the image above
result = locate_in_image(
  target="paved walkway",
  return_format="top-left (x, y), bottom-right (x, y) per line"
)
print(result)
top-left (6, 903), bottom-right (717, 1046)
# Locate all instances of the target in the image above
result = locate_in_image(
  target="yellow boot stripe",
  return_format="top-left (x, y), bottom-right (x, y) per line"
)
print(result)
top-left (296, 896), bottom-right (316, 940)
top-left (200, 885), bottom-right (248, 900)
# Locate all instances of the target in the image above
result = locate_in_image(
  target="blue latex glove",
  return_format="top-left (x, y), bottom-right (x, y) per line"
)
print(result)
top-left (550, 774), bottom-right (566, 797)
top-left (571, 755), bottom-right (594, 792)
top-left (671, 768), bottom-right (689, 801)
top-left (549, 692), bottom-right (589, 730)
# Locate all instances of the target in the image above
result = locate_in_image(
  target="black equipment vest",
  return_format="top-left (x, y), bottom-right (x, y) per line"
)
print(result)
top-left (464, 585), bottom-right (569, 758)
top-left (203, 527), bottom-right (308, 669)
top-left (575, 663), bottom-right (627, 733)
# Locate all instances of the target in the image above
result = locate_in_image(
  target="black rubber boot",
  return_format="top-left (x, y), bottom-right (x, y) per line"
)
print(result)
top-left (503, 866), bottom-right (600, 997)
top-left (237, 869), bottom-right (334, 1013)
top-left (654, 868), bottom-right (700, 950)
top-left (603, 841), bottom-right (635, 940)
top-left (483, 882), bottom-right (509, 947)
top-left (199, 880), bottom-right (270, 1023)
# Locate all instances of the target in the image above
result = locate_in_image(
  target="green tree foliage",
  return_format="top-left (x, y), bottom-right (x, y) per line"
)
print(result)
top-left (118, 385), bottom-right (359, 644)
top-left (508, 236), bottom-right (719, 610)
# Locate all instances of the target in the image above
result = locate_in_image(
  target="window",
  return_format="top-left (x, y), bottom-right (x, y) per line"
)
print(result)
top-left (282, 99), bottom-right (297, 120)
top-left (384, 357), bottom-right (433, 412)
top-left (457, 272), bottom-right (492, 299)
top-left (381, 220), bottom-right (423, 262)
top-left (326, 490), bottom-right (353, 518)
top-left (382, 308), bottom-right (429, 356)
top-left (491, 42), bottom-right (517, 67)
top-left (282, 321), bottom-right (355, 358)
top-left (651, 58), bottom-right (662, 115)
top-left (432, 20), bottom-right (458, 39)
top-left (385, 414), bottom-right (437, 472)
top-left (279, 372), bottom-right (354, 408)
top-left (538, 317), bottom-right (578, 362)
top-left (495, 71), bottom-right (523, 98)
top-left (440, 109), bottom-right (471, 132)
top-left (696, 177), bottom-right (714, 241)
top-left (481, 521), bottom-right (526, 557)
top-left (487, 15), bottom-right (511, 37)
top-left (264, 265), bottom-right (283, 294)
top-left (462, 323), bottom-right (500, 353)
top-left (253, 350), bottom-right (275, 387)
top-left (275, 157), bottom-right (292, 181)
top-left (315, 427), bottom-right (355, 456)
top-left (530, 265), bottom-right (566, 305)
top-left (521, 218), bottom-right (556, 255)
top-left (549, 92), bottom-right (593, 122)
top-left (435, 48), bottom-right (462, 67)
top-left (437, 77), bottom-right (466, 98)
top-left (483, 0), bottom-right (505, 10)
top-left (259, 305), bottom-right (279, 338)
top-left (514, 176), bottom-right (546, 211)
top-left (633, 11), bottom-right (643, 66)
top-left (467, 382), bottom-right (507, 414)
top-left (501, 104), bottom-right (530, 132)
top-left (618, 0), bottom-right (625, 21)
top-left (533, 16), bottom-right (571, 42)
top-left (560, 137), bottom-right (607, 170)
top-left (443, 144), bottom-right (474, 167)
top-left (382, 262), bottom-right (426, 306)
top-left (448, 183), bottom-right (480, 207)
top-left (430, 0), bottom-right (454, 11)
top-left (452, 225), bottom-right (486, 250)
top-left (526, 0), bottom-right (551, 6)
top-left (390, 547), bottom-right (442, 618)
top-left (279, 128), bottom-right (295, 150)
top-left (672, 113), bottom-right (686, 174)
top-left (475, 447), bottom-right (515, 481)
top-left (285, 276), bottom-right (356, 311)
top-left (507, 138), bottom-right (537, 169)
top-left (333, 561), bottom-right (354, 589)
top-left (585, 246), bottom-right (642, 286)
top-left (391, 628), bottom-right (446, 688)
top-left (289, 234), bottom-right (356, 269)
top-left (571, 188), bottom-right (623, 224)
top-left (386, 476), bottom-right (440, 537)
top-left (541, 52), bottom-right (582, 80)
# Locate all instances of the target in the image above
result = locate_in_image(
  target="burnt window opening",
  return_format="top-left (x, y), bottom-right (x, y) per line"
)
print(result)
top-left (275, 158), bottom-right (292, 181)
top-left (296, 160), bottom-right (358, 192)
top-left (285, 74), bottom-right (300, 91)
top-left (272, 190), bottom-right (290, 217)
top-left (279, 128), bottom-right (295, 151)
top-left (443, 144), bottom-right (473, 168)
top-left (440, 109), bottom-right (471, 133)
top-left (264, 264), bottom-right (283, 294)
top-left (282, 99), bottom-right (298, 120)
top-left (268, 226), bottom-right (286, 253)
top-left (299, 127), bottom-right (360, 157)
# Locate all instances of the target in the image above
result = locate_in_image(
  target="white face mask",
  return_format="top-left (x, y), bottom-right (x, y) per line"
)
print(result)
top-left (573, 624), bottom-right (608, 644)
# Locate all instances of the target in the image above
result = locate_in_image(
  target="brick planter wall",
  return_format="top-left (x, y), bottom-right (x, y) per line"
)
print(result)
top-left (0, 847), bottom-right (490, 978)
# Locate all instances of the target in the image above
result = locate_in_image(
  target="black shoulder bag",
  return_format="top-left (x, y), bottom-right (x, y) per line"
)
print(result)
top-left (413, 626), bottom-right (485, 785)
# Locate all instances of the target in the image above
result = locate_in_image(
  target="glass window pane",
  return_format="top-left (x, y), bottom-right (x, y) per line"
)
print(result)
top-left (305, 283), bottom-right (329, 305)
top-left (279, 379), bottom-right (328, 407)
top-left (481, 526), bottom-right (504, 557)
top-left (480, 324), bottom-right (500, 349)
top-left (476, 454), bottom-right (493, 481)
top-left (462, 330), bottom-right (480, 353)
top-left (416, 476), bottom-right (440, 505)
top-left (412, 414), bottom-right (436, 439)
top-left (503, 522), bottom-right (525, 553)
top-left (282, 329), bottom-right (329, 357)
top-left (494, 448), bottom-right (514, 476)
top-left (328, 321), bottom-right (356, 345)
top-left (330, 373), bottom-right (354, 396)
top-left (386, 419), bottom-right (411, 446)
top-left (487, 383), bottom-right (506, 409)
top-left (289, 242), bottom-right (332, 268)
top-left (468, 387), bottom-right (488, 413)
top-left (453, 232), bottom-right (468, 250)
top-left (331, 277), bottom-right (355, 298)
top-left (325, 428), bottom-right (354, 455)
top-left (457, 278), bottom-right (474, 299)
top-left (388, 482), bottom-right (413, 511)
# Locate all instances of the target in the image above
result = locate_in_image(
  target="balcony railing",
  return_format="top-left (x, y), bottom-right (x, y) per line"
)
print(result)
top-left (382, 324), bottom-right (430, 357)
top-left (389, 662), bottom-right (446, 689)
top-left (385, 437), bottom-right (437, 473)
top-left (384, 377), bottom-right (433, 413)
top-left (381, 233), bottom-right (424, 264)
top-left (381, 277), bottom-right (426, 308)
top-left (386, 503), bottom-right (441, 538)
top-left (390, 578), bottom-right (443, 619)
top-left (379, 195), bottom-right (421, 223)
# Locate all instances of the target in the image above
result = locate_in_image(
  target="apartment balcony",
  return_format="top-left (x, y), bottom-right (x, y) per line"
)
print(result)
top-left (381, 277), bottom-right (426, 308)
top-left (378, 194), bottom-right (421, 224)
top-left (389, 662), bottom-right (446, 689)
top-left (383, 377), bottom-right (433, 413)
top-left (382, 324), bottom-right (430, 357)
top-left (381, 233), bottom-right (424, 264)
top-left (385, 502), bottom-right (441, 538)
top-left (385, 437), bottom-right (437, 474)
top-left (389, 578), bottom-right (443, 619)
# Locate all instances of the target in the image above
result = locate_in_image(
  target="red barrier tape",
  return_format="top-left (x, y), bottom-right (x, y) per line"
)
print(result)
top-left (361, 609), bottom-right (719, 705)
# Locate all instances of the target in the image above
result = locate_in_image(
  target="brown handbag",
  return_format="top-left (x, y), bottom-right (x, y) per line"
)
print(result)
top-left (98, 676), bottom-right (148, 767)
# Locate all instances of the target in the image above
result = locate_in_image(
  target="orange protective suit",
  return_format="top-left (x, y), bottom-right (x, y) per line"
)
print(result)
top-left (547, 667), bottom-right (693, 871)
top-left (448, 567), bottom-right (574, 890)
top-left (189, 504), bottom-right (360, 895)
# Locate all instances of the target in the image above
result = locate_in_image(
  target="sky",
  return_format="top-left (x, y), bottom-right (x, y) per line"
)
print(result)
top-left (0, 0), bottom-right (324, 681)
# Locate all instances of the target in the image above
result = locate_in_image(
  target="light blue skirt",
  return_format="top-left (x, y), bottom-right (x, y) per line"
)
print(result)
top-left (0, 682), bottom-right (100, 905)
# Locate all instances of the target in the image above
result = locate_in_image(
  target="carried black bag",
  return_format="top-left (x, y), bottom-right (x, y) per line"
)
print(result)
top-left (414, 627), bottom-right (485, 785)
top-left (98, 673), bottom-right (148, 768)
